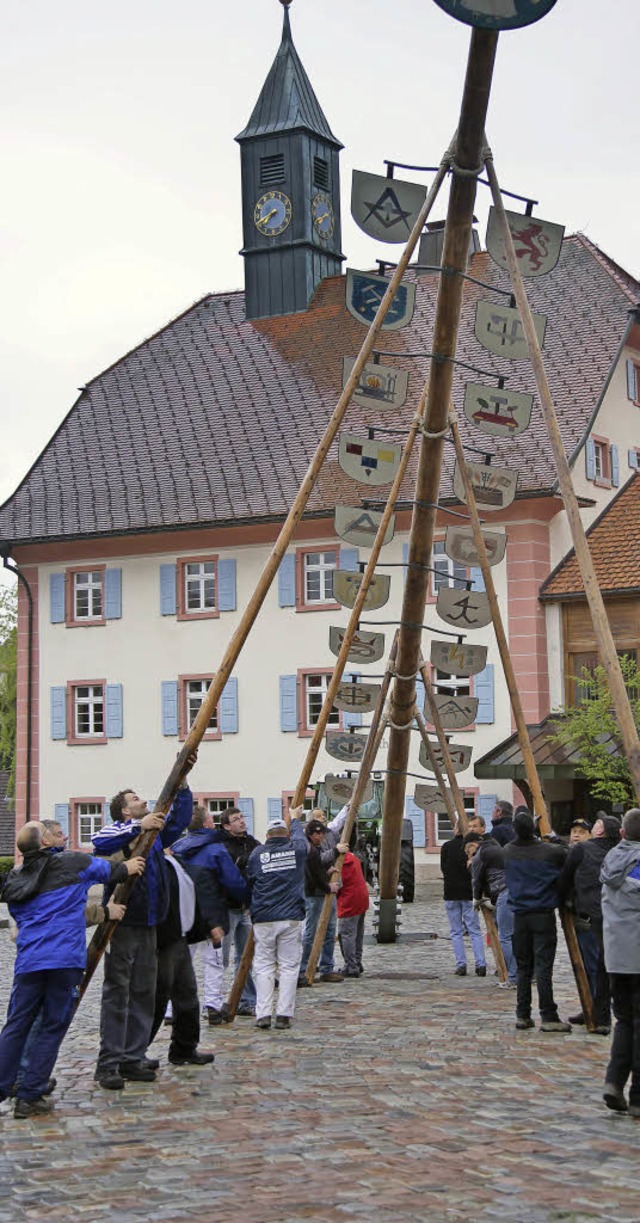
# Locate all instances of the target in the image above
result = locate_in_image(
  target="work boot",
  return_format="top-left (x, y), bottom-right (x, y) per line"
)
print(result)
top-left (14, 1096), bottom-right (54, 1119)
top-left (119, 1061), bottom-right (157, 1082)
top-left (94, 1070), bottom-right (125, 1090)
top-left (568, 1012), bottom-right (585, 1025)
top-left (255, 1017), bottom-right (271, 1030)
top-left (207, 1007), bottom-right (224, 1026)
top-left (318, 971), bottom-right (344, 983)
top-left (275, 1015), bottom-right (291, 1030)
top-left (539, 1020), bottom-right (572, 1033)
top-left (515, 1017), bottom-right (535, 1030)
top-left (454, 965), bottom-right (467, 977)
top-left (475, 965), bottom-right (487, 977)
top-left (603, 1082), bottom-right (627, 1112)
top-left (169, 1051), bottom-right (215, 1066)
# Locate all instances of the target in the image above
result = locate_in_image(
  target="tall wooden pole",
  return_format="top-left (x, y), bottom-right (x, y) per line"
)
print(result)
top-left (420, 662), bottom-right (471, 833)
top-left (379, 29), bottom-right (499, 940)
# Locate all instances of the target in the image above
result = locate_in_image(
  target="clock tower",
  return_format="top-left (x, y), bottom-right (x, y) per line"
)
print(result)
top-left (236, 0), bottom-right (344, 321)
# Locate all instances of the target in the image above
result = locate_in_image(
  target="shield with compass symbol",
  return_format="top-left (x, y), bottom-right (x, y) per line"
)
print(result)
top-left (351, 171), bottom-right (427, 244)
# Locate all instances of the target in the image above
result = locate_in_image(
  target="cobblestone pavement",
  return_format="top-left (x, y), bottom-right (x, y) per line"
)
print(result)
top-left (0, 885), bottom-right (637, 1223)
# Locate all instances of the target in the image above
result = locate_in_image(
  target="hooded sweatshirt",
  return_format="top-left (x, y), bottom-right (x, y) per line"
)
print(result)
top-left (557, 820), bottom-right (621, 919)
top-left (600, 838), bottom-right (640, 974)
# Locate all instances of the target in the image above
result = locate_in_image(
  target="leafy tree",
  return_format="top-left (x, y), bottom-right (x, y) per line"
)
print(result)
top-left (549, 653), bottom-right (640, 805)
top-left (0, 584), bottom-right (17, 793)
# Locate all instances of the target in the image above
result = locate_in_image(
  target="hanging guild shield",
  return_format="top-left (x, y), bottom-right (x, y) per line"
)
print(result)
top-left (333, 681), bottom-right (381, 714)
top-left (339, 433), bottom-right (401, 486)
top-left (436, 587), bottom-right (493, 630)
top-left (324, 773), bottom-right (373, 806)
top-left (486, 208), bottom-right (565, 278)
top-left (325, 731), bottom-right (367, 763)
top-left (346, 269), bottom-right (416, 331)
top-left (414, 784), bottom-right (453, 814)
top-left (351, 171), bottom-right (427, 244)
top-left (419, 739), bottom-right (472, 774)
top-left (453, 460), bottom-right (518, 511)
top-left (342, 356), bottom-right (409, 412)
top-left (463, 381), bottom-right (533, 438)
top-left (431, 640), bottom-right (488, 677)
top-left (444, 525), bottom-right (506, 568)
top-left (329, 626), bottom-right (385, 664)
top-left (333, 570), bottom-right (390, 612)
top-left (475, 300), bottom-right (547, 361)
top-left (430, 693), bottom-right (479, 729)
top-left (334, 506), bottom-right (395, 548)
top-left (431, 0), bottom-right (558, 31)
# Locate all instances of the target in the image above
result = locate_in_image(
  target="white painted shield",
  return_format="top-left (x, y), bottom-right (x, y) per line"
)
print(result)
top-left (436, 587), bottom-right (493, 630)
top-left (351, 171), bottom-right (427, 244)
top-left (432, 0), bottom-right (558, 31)
top-left (333, 570), bottom-right (390, 612)
top-left (444, 525), bottom-right (506, 568)
top-left (333, 682), bottom-right (381, 714)
top-left (414, 784), bottom-right (452, 814)
top-left (486, 208), bottom-right (565, 278)
top-left (335, 506), bottom-right (395, 548)
top-left (346, 269), bottom-right (416, 331)
top-left (339, 433), bottom-right (401, 486)
top-left (431, 641), bottom-right (488, 677)
top-left (475, 300), bottom-right (547, 360)
top-left (325, 774), bottom-right (373, 806)
top-left (463, 381), bottom-right (533, 438)
top-left (419, 739), bottom-right (472, 773)
top-left (329, 627), bottom-right (386, 664)
top-left (325, 732), bottom-right (367, 763)
top-left (343, 356), bottom-right (409, 412)
top-left (453, 461), bottom-right (518, 511)
top-left (430, 694), bottom-right (479, 729)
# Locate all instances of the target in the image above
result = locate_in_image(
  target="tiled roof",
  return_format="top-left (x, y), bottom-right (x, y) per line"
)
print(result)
top-left (541, 471), bottom-right (640, 600)
top-left (1, 235), bottom-right (638, 547)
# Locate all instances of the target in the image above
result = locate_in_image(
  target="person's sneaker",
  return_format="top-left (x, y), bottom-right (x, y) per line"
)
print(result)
top-left (275, 1015), bottom-right (291, 1030)
top-left (10, 1076), bottom-right (56, 1100)
top-left (168, 1051), bottom-right (215, 1066)
top-left (592, 1025), bottom-right (611, 1036)
top-left (142, 1057), bottom-right (160, 1071)
top-left (515, 1017), bottom-right (535, 1030)
top-left (94, 1071), bottom-right (125, 1090)
top-left (318, 971), bottom-right (344, 983)
top-left (119, 1061), bottom-right (157, 1082)
top-left (603, 1082), bottom-right (628, 1112)
top-left (255, 1017), bottom-right (271, 1030)
top-left (236, 1004), bottom-right (256, 1017)
top-left (568, 1012), bottom-right (585, 1025)
top-left (14, 1096), bottom-right (54, 1119)
top-left (207, 1007), bottom-right (225, 1026)
top-left (344, 970), bottom-right (360, 978)
top-left (540, 1020), bottom-right (572, 1033)
top-left (475, 965), bottom-right (487, 977)
top-left (454, 966), bottom-right (467, 977)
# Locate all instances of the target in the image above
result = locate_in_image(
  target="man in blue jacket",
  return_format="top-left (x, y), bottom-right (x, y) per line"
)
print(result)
top-left (0, 821), bottom-right (144, 1118)
top-left (92, 760), bottom-right (196, 1090)
top-left (245, 809), bottom-right (308, 1031)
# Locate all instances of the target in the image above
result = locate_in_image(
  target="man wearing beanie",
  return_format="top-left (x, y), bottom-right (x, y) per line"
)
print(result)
top-left (503, 808), bottom-right (570, 1032)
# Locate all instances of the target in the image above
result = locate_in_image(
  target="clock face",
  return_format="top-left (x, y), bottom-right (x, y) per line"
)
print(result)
top-left (254, 190), bottom-right (292, 237)
top-left (312, 192), bottom-right (334, 239)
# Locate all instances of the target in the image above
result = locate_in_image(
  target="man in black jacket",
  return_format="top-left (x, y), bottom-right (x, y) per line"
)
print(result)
top-left (440, 826), bottom-right (486, 977)
top-left (468, 831), bottom-right (517, 986)
top-left (298, 819), bottom-right (347, 984)
top-left (490, 800), bottom-right (516, 846)
top-left (217, 807), bottom-right (260, 1015)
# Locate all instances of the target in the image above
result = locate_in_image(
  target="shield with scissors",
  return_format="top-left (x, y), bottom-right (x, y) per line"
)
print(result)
top-left (351, 171), bottom-right (427, 244)
top-left (475, 300), bottom-right (547, 360)
top-left (431, 0), bottom-right (558, 31)
top-left (346, 269), bottom-right (416, 331)
top-left (333, 681), bottom-right (381, 714)
top-left (463, 381), bottom-right (533, 438)
top-left (453, 461), bottom-right (518, 511)
top-left (414, 784), bottom-right (452, 813)
top-left (486, 208), bottom-right (565, 278)
top-left (343, 356), bottom-right (409, 412)
top-left (339, 433), bottom-right (401, 486)
top-left (444, 525), bottom-right (506, 568)
top-left (334, 506), bottom-right (395, 548)
top-left (431, 641), bottom-right (488, 677)
top-left (325, 773), bottom-right (373, 806)
top-left (430, 694), bottom-right (479, 729)
top-left (334, 570), bottom-right (390, 612)
top-left (329, 627), bottom-right (386, 664)
top-left (436, 587), bottom-right (493, 630)
top-left (326, 731), bottom-right (367, 763)
top-left (419, 739), bottom-right (472, 773)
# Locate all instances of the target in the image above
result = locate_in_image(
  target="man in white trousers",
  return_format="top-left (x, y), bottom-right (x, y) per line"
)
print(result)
top-left (245, 809), bottom-right (308, 1030)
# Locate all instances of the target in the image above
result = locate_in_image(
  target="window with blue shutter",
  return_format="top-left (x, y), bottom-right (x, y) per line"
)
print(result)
top-left (278, 554), bottom-right (296, 607)
top-left (585, 437), bottom-right (596, 481)
top-left (279, 675), bottom-right (298, 732)
top-left (55, 803), bottom-right (70, 836)
top-left (628, 449), bottom-right (639, 471)
top-left (469, 566), bottom-right (485, 592)
top-left (268, 798), bottom-right (282, 821)
top-left (339, 548), bottom-right (359, 572)
top-left (219, 677), bottom-right (239, 734)
top-left (475, 665), bottom-right (495, 724)
top-left (51, 687), bottom-right (67, 740)
top-left (476, 793), bottom-right (497, 827)
top-left (237, 798), bottom-right (254, 835)
top-left (218, 559), bottom-right (237, 611)
top-left (160, 564), bottom-right (177, 615)
top-left (342, 672), bottom-right (363, 729)
top-left (405, 796), bottom-right (425, 848)
top-left (626, 358), bottom-right (639, 403)
top-left (50, 574), bottom-right (65, 624)
top-left (161, 681), bottom-right (179, 735)
top-left (104, 569), bottom-right (122, 619)
top-left (105, 684), bottom-right (123, 738)
top-left (610, 445), bottom-right (620, 487)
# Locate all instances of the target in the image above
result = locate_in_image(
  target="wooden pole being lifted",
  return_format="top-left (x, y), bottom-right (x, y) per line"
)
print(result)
top-left (379, 28), bottom-right (499, 941)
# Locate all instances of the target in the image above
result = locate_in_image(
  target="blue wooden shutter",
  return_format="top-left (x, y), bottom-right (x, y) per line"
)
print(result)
top-left (342, 672), bottom-right (362, 729)
top-left (470, 566), bottom-right (485, 592)
top-left (237, 798), bottom-right (254, 835)
top-left (475, 664), bottom-right (495, 724)
top-left (218, 559), bottom-right (237, 611)
top-left (268, 798), bottom-right (282, 821)
top-left (477, 793), bottom-right (497, 827)
top-left (278, 554), bottom-right (296, 607)
top-left (55, 802), bottom-right (70, 837)
top-left (103, 800), bottom-right (111, 828)
top-left (628, 448), bottom-right (639, 471)
top-left (220, 677), bottom-right (239, 733)
top-left (50, 573), bottom-right (65, 624)
top-left (105, 684), bottom-right (123, 738)
top-left (51, 687), bottom-right (67, 740)
top-left (414, 676), bottom-right (426, 725)
top-left (161, 680), bottom-right (179, 735)
top-left (585, 438), bottom-right (596, 481)
top-left (279, 675), bottom-right (298, 732)
top-left (339, 548), bottom-right (359, 572)
top-left (626, 358), bottom-right (638, 402)
top-left (610, 444), bottom-right (620, 487)
top-left (104, 569), bottom-right (122, 619)
top-left (405, 796), bottom-right (425, 848)
top-left (160, 564), bottom-right (177, 615)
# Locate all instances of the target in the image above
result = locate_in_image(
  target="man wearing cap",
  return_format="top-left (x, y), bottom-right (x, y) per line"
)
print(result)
top-left (569, 818), bottom-right (592, 845)
top-left (298, 816), bottom-right (349, 985)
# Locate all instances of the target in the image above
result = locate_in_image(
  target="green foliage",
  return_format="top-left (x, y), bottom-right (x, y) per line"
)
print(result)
top-left (0, 856), bottom-right (15, 881)
top-left (0, 585), bottom-right (18, 792)
top-left (549, 654), bottom-right (640, 804)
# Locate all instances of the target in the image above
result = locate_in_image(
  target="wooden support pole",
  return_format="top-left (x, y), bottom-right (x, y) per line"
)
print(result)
top-left (380, 29), bottom-right (499, 927)
top-left (419, 662), bottom-right (471, 833)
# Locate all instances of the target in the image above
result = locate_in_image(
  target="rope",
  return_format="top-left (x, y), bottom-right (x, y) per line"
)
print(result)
top-left (449, 159), bottom-right (484, 179)
top-left (417, 422), bottom-right (450, 440)
top-left (387, 718), bottom-right (415, 732)
top-left (393, 669), bottom-right (421, 681)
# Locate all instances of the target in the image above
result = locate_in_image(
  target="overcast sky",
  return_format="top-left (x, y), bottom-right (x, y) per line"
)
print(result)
top-left (1, 0), bottom-right (639, 530)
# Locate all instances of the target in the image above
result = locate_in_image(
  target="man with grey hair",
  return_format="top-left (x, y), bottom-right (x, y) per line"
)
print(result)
top-left (491, 800), bottom-right (516, 846)
top-left (600, 807), bottom-right (640, 1116)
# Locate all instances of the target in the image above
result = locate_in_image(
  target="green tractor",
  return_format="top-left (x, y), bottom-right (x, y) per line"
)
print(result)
top-left (313, 777), bottom-right (415, 902)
